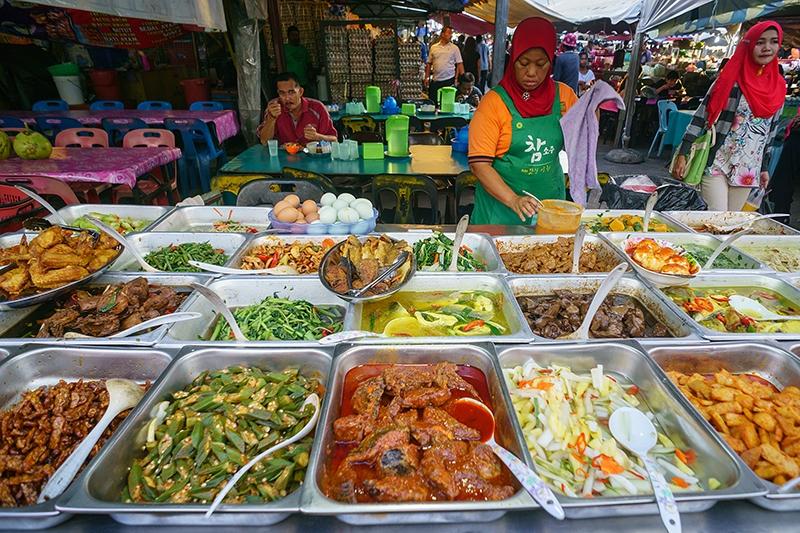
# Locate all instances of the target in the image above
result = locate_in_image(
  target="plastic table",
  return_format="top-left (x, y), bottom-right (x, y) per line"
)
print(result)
top-left (330, 111), bottom-right (473, 122)
top-left (212, 144), bottom-right (470, 196)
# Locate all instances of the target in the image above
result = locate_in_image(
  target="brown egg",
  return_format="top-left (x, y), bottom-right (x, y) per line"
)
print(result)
top-left (305, 211), bottom-right (320, 222)
top-left (276, 207), bottom-right (299, 223)
top-left (301, 199), bottom-right (318, 216)
top-left (273, 200), bottom-right (291, 214)
top-left (285, 194), bottom-right (301, 207)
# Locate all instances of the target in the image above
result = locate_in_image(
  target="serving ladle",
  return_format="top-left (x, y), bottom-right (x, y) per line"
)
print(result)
top-left (15, 185), bottom-right (67, 225)
top-left (449, 397), bottom-right (565, 520)
top-left (189, 282), bottom-right (247, 341)
top-left (701, 228), bottom-right (753, 270)
top-left (728, 295), bottom-right (800, 321)
top-left (642, 190), bottom-right (659, 233)
top-left (609, 407), bottom-right (681, 533)
top-left (62, 312), bottom-right (202, 339)
top-left (448, 214), bottom-right (469, 272)
top-left (187, 261), bottom-right (299, 276)
top-left (38, 379), bottom-right (145, 502)
top-left (571, 224), bottom-right (586, 274)
top-left (710, 213), bottom-right (789, 234)
top-left (86, 216), bottom-right (160, 273)
top-left (558, 263), bottom-right (629, 340)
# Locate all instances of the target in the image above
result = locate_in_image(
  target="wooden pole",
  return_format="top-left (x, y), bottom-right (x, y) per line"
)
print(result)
top-left (490, 0), bottom-right (509, 86)
top-left (267, 0), bottom-right (285, 72)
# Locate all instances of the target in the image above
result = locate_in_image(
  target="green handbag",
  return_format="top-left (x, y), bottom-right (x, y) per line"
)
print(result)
top-left (670, 124), bottom-right (716, 186)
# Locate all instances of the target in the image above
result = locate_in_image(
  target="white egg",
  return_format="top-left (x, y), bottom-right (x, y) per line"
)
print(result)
top-left (353, 202), bottom-right (374, 220)
top-left (309, 219), bottom-right (321, 224)
top-left (351, 197), bottom-right (373, 209)
top-left (332, 198), bottom-right (350, 211)
top-left (337, 207), bottom-right (359, 224)
top-left (337, 192), bottom-right (356, 205)
top-left (320, 192), bottom-right (337, 206)
top-left (318, 206), bottom-right (337, 224)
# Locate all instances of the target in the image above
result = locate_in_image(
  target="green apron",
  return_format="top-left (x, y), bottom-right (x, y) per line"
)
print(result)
top-left (472, 84), bottom-right (565, 225)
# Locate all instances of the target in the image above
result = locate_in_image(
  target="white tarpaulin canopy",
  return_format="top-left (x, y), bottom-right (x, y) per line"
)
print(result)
top-left (21, 0), bottom-right (227, 31)
top-left (651, 0), bottom-right (800, 36)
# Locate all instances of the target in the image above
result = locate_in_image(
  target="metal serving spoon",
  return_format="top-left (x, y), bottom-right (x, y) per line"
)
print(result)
top-left (38, 379), bottom-right (144, 502)
top-left (348, 251), bottom-right (410, 298)
top-left (642, 190), bottom-right (660, 233)
top-left (85, 216), bottom-right (159, 273)
top-left (189, 282), bottom-right (247, 341)
top-left (62, 312), bottom-right (202, 339)
top-left (187, 261), bottom-right (299, 276)
top-left (448, 214), bottom-right (469, 272)
top-left (318, 330), bottom-right (385, 344)
top-left (559, 263), bottom-right (629, 340)
top-left (700, 228), bottom-right (753, 270)
top-left (571, 224), bottom-right (587, 274)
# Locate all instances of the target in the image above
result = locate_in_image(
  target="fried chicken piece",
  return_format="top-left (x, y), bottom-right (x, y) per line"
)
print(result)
top-left (0, 266), bottom-right (30, 295)
top-left (86, 249), bottom-right (119, 271)
top-left (29, 261), bottom-right (88, 289)
top-left (29, 226), bottom-right (64, 250)
top-left (39, 244), bottom-right (89, 269)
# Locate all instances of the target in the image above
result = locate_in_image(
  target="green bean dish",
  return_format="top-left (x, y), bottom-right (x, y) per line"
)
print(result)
top-left (122, 366), bottom-right (321, 504)
top-left (208, 297), bottom-right (344, 341)
top-left (143, 242), bottom-right (228, 272)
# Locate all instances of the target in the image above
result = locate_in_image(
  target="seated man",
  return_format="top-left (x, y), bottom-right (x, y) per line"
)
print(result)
top-left (455, 72), bottom-right (482, 108)
top-left (257, 71), bottom-right (337, 146)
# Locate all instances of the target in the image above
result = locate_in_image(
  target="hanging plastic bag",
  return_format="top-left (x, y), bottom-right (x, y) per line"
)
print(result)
top-left (600, 174), bottom-right (707, 211)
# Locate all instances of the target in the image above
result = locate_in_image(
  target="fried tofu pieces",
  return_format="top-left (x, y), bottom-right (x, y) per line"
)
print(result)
top-left (668, 369), bottom-right (800, 486)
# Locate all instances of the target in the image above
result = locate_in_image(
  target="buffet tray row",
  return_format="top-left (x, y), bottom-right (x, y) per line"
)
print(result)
top-left (2, 340), bottom-right (800, 529)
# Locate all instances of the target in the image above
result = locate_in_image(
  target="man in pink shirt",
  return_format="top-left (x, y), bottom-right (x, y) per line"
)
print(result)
top-left (257, 72), bottom-right (338, 146)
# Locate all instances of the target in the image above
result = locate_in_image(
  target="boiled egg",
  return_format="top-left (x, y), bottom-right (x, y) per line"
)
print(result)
top-left (332, 198), bottom-right (349, 211)
top-left (285, 194), bottom-right (301, 207)
top-left (276, 207), bottom-right (300, 223)
top-left (273, 199), bottom-right (291, 214)
top-left (301, 199), bottom-right (318, 216)
top-left (320, 192), bottom-right (337, 206)
top-left (318, 206), bottom-right (337, 224)
top-left (337, 192), bottom-right (356, 205)
top-left (337, 207), bottom-right (359, 224)
top-left (306, 211), bottom-right (320, 223)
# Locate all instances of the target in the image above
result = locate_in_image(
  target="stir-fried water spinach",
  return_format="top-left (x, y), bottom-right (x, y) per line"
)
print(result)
top-left (413, 231), bottom-right (486, 272)
top-left (144, 243), bottom-right (228, 272)
top-left (209, 297), bottom-right (343, 341)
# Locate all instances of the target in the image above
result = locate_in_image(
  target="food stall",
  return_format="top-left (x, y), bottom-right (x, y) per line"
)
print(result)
top-left (2, 199), bottom-right (800, 532)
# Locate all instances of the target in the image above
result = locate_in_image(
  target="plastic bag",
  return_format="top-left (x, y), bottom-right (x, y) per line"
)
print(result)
top-left (600, 174), bottom-right (708, 211)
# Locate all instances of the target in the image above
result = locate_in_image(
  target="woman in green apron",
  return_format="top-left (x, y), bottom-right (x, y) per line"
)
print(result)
top-left (468, 17), bottom-right (578, 224)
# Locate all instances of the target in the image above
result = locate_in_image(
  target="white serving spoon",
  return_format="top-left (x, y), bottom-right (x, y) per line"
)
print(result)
top-left (189, 282), bottom-right (247, 341)
top-left (187, 261), bottom-right (299, 276)
top-left (449, 397), bottom-right (565, 520)
top-left (38, 379), bottom-right (144, 502)
top-left (86, 216), bottom-right (160, 273)
top-left (448, 214), bottom-right (470, 272)
top-left (559, 263), bottom-right (629, 340)
top-left (728, 295), bottom-right (800, 321)
top-left (701, 228), bottom-right (753, 270)
top-left (643, 191), bottom-right (659, 232)
top-left (571, 224), bottom-right (587, 274)
top-left (205, 393), bottom-right (321, 517)
top-left (318, 330), bottom-right (385, 344)
top-left (62, 312), bottom-right (202, 339)
top-left (15, 185), bottom-right (67, 224)
top-left (711, 213), bottom-right (789, 234)
top-left (778, 474), bottom-right (800, 493)
top-left (609, 407), bottom-right (681, 533)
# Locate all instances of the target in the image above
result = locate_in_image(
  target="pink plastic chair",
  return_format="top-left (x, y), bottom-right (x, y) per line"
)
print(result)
top-left (1, 127), bottom-right (26, 139)
top-left (116, 129), bottom-right (180, 205)
top-left (2, 176), bottom-right (80, 207)
top-left (54, 128), bottom-right (109, 148)
top-left (122, 129), bottom-right (175, 148)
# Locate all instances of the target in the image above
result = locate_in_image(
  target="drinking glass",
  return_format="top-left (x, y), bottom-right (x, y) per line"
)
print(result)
top-left (331, 141), bottom-right (340, 160)
top-left (267, 139), bottom-right (278, 157)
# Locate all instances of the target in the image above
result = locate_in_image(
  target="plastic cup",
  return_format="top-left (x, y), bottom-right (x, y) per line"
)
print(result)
top-left (331, 141), bottom-right (340, 160)
top-left (267, 140), bottom-right (278, 157)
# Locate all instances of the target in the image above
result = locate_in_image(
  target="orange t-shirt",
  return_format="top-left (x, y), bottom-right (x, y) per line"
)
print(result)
top-left (468, 82), bottom-right (578, 165)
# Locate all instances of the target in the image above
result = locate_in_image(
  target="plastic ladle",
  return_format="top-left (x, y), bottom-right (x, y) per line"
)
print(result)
top-left (187, 261), bottom-right (299, 276)
top-left (609, 406), bottom-right (681, 533)
top-left (728, 295), bottom-right (800, 321)
top-left (85, 216), bottom-right (160, 273)
top-left (189, 282), bottom-right (247, 341)
top-left (15, 185), bottom-right (67, 225)
top-left (559, 263), bottom-right (629, 340)
top-left (449, 397), bottom-right (565, 520)
top-left (701, 228), bottom-right (753, 270)
top-left (571, 224), bottom-right (586, 274)
top-left (62, 312), bottom-right (202, 339)
top-left (643, 190), bottom-right (660, 232)
top-left (38, 379), bottom-right (144, 502)
top-left (205, 393), bottom-right (321, 517)
top-left (448, 214), bottom-right (470, 272)
top-left (318, 330), bottom-right (385, 345)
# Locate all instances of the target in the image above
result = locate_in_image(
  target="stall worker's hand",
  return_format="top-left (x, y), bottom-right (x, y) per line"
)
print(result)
top-left (671, 154), bottom-right (687, 180)
top-left (509, 195), bottom-right (540, 222)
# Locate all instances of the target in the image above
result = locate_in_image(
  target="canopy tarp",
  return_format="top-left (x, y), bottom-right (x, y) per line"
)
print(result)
top-left (652, 0), bottom-right (800, 36)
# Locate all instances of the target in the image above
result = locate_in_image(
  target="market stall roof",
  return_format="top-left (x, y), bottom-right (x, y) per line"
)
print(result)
top-left (651, 0), bottom-right (800, 36)
top-left (346, 0), bottom-right (466, 18)
top-left (20, 0), bottom-right (226, 31)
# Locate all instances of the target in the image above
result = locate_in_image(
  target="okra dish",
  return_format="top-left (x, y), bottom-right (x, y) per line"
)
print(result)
top-left (122, 366), bottom-right (322, 504)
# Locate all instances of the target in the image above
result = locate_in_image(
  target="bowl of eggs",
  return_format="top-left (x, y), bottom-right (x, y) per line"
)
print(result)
top-left (268, 192), bottom-right (378, 235)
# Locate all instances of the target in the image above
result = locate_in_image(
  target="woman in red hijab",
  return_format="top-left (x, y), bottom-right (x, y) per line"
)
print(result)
top-left (469, 17), bottom-right (578, 224)
top-left (673, 21), bottom-right (786, 211)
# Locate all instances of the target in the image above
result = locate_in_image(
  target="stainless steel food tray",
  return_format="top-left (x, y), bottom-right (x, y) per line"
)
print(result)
top-left (301, 342), bottom-right (534, 525)
top-left (493, 234), bottom-right (626, 275)
top-left (60, 345), bottom-right (332, 526)
top-left (344, 273), bottom-right (532, 343)
top-left (147, 206), bottom-right (272, 233)
top-left (497, 341), bottom-right (766, 519)
top-left (647, 341), bottom-right (800, 511)
top-left (600, 232), bottom-right (769, 274)
top-left (0, 273), bottom-right (206, 347)
top-left (226, 234), bottom-right (345, 274)
top-left (664, 211), bottom-right (799, 236)
top-left (110, 232), bottom-right (249, 273)
top-left (45, 204), bottom-right (172, 234)
top-left (0, 345), bottom-right (172, 530)
top-left (507, 274), bottom-right (701, 342)
top-left (655, 273), bottom-right (800, 340)
top-left (582, 209), bottom-right (693, 233)
top-left (0, 232), bottom-right (123, 311)
top-left (162, 276), bottom-right (350, 345)
top-left (734, 235), bottom-right (800, 273)
top-left (387, 230), bottom-right (504, 273)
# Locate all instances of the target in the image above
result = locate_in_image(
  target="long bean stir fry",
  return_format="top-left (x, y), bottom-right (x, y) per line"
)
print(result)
top-left (413, 231), bottom-right (486, 272)
top-left (122, 366), bottom-right (321, 504)
top-left (144, 243), bottom-right (228, 272)
top-left (209, 297), bottom-right (343, 341)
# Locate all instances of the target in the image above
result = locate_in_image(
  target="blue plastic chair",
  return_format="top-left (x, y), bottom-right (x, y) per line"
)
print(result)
top-left (32, 99), bottom-right (68, 112)
top-left (90, 100), bottom-right (124, 111)
top-left (101, 117), bottom-right (148, 146)
top-left (164, 118), bottom-right (226, 194)
top-left (34, 116), bottom-right (82, 141)
top-left (189, 101), bottom-right (224, 111)
top-left (647, 100), bottom-right (678, 159)
top-left (137, 101), bottom-right (172, 111)
top-left (0, 117), bottom-right (25, 128)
